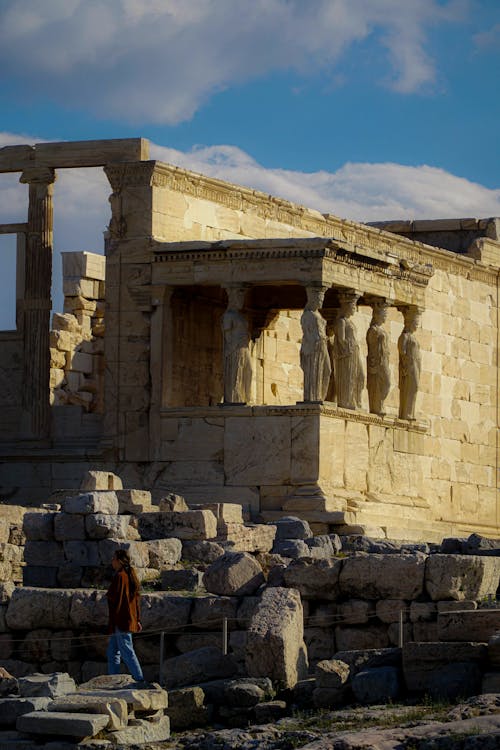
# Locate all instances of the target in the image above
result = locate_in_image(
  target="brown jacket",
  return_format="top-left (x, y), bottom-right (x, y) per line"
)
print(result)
top-left (106, 569), bottom-right (141, 633)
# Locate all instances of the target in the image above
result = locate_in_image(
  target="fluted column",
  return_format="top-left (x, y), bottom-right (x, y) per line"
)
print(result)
top-left (19, 167), bottom-right (56, 438)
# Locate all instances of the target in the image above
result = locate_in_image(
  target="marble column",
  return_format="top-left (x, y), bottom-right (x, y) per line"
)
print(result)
top-left (19, 167), bottom-right (56, 438)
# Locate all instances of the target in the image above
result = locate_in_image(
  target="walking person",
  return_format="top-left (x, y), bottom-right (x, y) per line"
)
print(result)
top-left (106, 549), bottom-right (144, 683)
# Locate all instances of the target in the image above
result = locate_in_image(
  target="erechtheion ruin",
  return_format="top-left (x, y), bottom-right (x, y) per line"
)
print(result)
top-left (0, 137), bottom-right (499, 542)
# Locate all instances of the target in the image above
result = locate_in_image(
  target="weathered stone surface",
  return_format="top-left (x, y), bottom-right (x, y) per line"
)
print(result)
top-left (272, 539), bottom-right (310, 559)
top-left (425, 554), bottom-right (500, 601)
top-left (225, 680), bottom-right (265, 707)
top-left (80, 471), bottom-right (123, 491)
top-left (377, 599), bottom-right (407, 624)
top-left (107, 715), bottom-right (170, 745)
top-left (22, 513), bottom-right (55, 541)
top-left (64, 540), bottom-right (100, 566)
top-left (335, 625), bottom-right (390, 651)
top-left (16, 710), bottom-right (109, 737)
top-left (283, 558), bottom-right (342, 600)
top-left (315, 659), bottom-right (350, 689)
top-left (79, 676), bottom-right (168, 711)
top-left (146, 538), bottom-right (183, 568)
top-left (0, 667), bottom-right (17, 697)
top-left (246, 587), bottom-right (308, 689)
top-left (0, 583), bottom-right (15, 604)
top-left (191, 595), bottom-right (238, 629)
top-left (98, 539), bottom-right (150, 568)
top-left (304, 535), bottom-right (336, 559)
top-left (333, 648), bottom-right (401, 677)
top-left (23, 541), bottom-right (64, 567)
top-left (402, 641), bottom-right (487, 693)
top-left (64, 492), bottom-right (119, 516)
top-left (116, 489), bottom-right (153, 514)
top-left (138, 511), bottom-right (217, 541)
top-left (182, 540), bottom-right (225, 564)
top-left (54, 513), bottom-right (85, 541)
top-left (0, 697), bottom-right (51, 726)
top-left (85, 514), bottom-right (131, 540)
top-left (140, 592), bottom-right (192, 631)
top-left (338, 599), bottom-right (373, 625)
top-left (163, 647), bottom-right (238, 689)
top-left (438, 609), bottom-right (500, 642)
top-left (18, 630), bottom-right (52, 664)
top-left (48, 694), bottom-right (128, 731)
top-left (313, 686), bottom-right (345, 708)
top-left (339, 553), bottom-right (425, 600)
top-left (304, 627), bottom-right (335, 663)
top-left (410, 601), bottom-right (436, 622)
top-left (254, 700), bottom-right (287, 723)
top-left (161, 568), bottom-right (204, 591)
top-left (273, 516), bottom-right (312, 541)
top-left (159, 493), bottom-right (189, 512)
top-left (488, 632), bottom-right (500, 667)
top-left (166, 686), bottom-right (211, 730)
top-left (7, 589), bottom-right (73, 630)
top-left (203, 552), bottom-right (264, 596)
top-left (70, 590), bottom-right (108, 629)
top-left (352, 666), bottom-right (400, 704)
top-left (482, 672), bottom-right (500, 692)
top-left (218, 523), bottom-right (276, 553)
top-left (465, 533), bottom-right (500, 555)
top-left (18, 673), bottom-right (76, 699)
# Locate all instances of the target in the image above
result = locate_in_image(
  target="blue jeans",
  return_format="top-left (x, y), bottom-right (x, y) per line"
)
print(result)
top-left (107, 628), bottom-right (144, 682)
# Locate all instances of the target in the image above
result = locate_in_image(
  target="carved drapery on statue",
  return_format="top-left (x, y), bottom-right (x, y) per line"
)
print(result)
top-left (300, 286), bottom-right (331, 402)
top-left (19, 166), bottom-right (56, 438)
top-left (332, 290), bottom-right (364, 410)
top-left (398, 306), bottom-right (422, 420)
top-left (222, 286), bottom-right (252, 404)
top-left (366, 298), bottom-right (391, 416)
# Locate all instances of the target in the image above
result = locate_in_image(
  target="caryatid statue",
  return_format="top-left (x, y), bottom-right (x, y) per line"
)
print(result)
top-left (366, 299), bottom-right (391, 416)
top-left (222, 286), bottom-right (252, 404)
top-left (332, 291), bottom-right (364, 410)
top-left (300, 286), bottom-right (331, 402)
top-left (398, 306), bottom-right (422, 420)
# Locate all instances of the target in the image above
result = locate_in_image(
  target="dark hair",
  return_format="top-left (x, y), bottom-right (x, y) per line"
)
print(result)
top-left (114, 549), bottom-right (140, 597)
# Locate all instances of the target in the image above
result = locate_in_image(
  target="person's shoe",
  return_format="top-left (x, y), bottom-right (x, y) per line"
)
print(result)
top-left (133, 679), bottom-right (151, 689)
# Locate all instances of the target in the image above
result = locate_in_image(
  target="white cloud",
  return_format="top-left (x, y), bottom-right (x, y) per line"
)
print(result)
top-left (0, 0), bottom-right (464, 124)
top-left (1, 131), bottom-right (499, 328)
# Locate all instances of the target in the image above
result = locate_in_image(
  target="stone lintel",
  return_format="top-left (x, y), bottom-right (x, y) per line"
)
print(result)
top-left (0, 138), bottom-right (149, 172)
top-left (0, 222), bottom-right (28, 234)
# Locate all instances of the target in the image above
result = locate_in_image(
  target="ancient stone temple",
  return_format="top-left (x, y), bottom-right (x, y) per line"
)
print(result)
top-left (0, 138), bottom-right (499, 542)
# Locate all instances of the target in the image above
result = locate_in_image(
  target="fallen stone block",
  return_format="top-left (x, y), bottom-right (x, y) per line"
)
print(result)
top-left (79, 676), bottom-right (168, 712)
top-left (182, 540), bottom-right (225, 564)
top-left (402, 641), bottom-right (487, 694)
top-left (304, 535), bottom-right (336, 559)
top-left (203, 552), bottom-right (264, 596)
top-left (254, 700), bottom-right (287, 723)
top-left (273, 516), bottom-right (312, 541)
top-left (146, 538), bottom-right (182, 568)
top-left (18, 672), bottom-right (76, 699)
top-left (333, 648), bottom-right (401, 677)
top-left (158, 493), bottom-right (189, 512)
top-left (425, 554), bottom-right (500, 601)
top-left (16, 710), bottom-right (109, 738)
top-left (438, 609), bottom-right (500, 642)
top-left (64, 492), bottom-right (119, 516)
top-left (160, 568), bottom-right (204, 592)
top-left (48, 694), bottom-right (128, 731)
top-left (283, 558), bottom-right (342, 600)
top-left (351, 666), bottom-right (400, 704)
top-left (339, 553), bottom-right (426, 600)
top-left (85, 514), bottom-right (131, 540)
top-left (246, 587), bottom-right (308, 689)
top-left (165, 686), bottom-right (211, 730)
top-left (80, 471), bottom-right (123, 491)
top-left (163, 647), bottom-right (238, 689)
top-left (139, 510), bottom-right (217, 541)
top-left (106, 715), bottom-right (170, 745)
top-left (224, 680), bottom-right (266, 708)
top-left (0, 697), bottom-right (51, 727)
top-left (217, 523), bottom-right (276, 553)
top-left (315, 659), bottom-right (350, 689)
top-left (116, 489), bottom-right (153, 514)
top-left (272, 539), bottom-right (310, 559)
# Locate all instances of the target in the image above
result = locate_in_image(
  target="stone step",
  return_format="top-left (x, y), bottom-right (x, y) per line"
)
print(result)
top-left (16, 711), bottom-right (109, 738)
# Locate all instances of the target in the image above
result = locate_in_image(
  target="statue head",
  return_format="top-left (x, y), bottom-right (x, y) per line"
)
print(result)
top-left (338, 291), bottom-right (359, 317)
top-left (305, 286), bottom-right (326, 311)
top-left (371, 300), bottom-right (389, 325)
top-left (226, 286), bottom-right (246, 310)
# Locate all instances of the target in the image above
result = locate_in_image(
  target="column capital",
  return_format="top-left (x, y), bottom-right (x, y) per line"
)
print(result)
top-left (19, 167), bottom-right (56, 185)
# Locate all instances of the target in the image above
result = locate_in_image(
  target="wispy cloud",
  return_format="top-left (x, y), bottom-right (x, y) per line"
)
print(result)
top-left (0, 0), bottom-right (465, 124)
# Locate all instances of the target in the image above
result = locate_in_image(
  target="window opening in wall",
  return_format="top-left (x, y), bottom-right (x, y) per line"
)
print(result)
top-left (0, 234), bottom-right (17, 330)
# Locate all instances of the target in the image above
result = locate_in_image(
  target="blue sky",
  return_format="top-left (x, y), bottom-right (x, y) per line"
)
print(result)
top-left (0, 0), bottom-right (499, 327)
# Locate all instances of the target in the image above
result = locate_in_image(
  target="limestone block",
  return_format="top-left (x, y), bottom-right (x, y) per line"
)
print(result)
top-left (335, 625), bottom-right (390, 651)
top-left (0, 519), bottom-right (8, 544)
top-left (146, 538), bottom-right (183, 568)
top-left (410, 602), bottom-right (436, 622)
top-left (338, 599), bottom-right (373, 625)
top-left (98, 539), bottom-right (150, 568)
top-left (272, 539), bottom-right (310, 559)
top-left (163, 646), bottom-right (238, 689)
top-left (351, 666), bottom-right (400, 704)
top-left (64, 541), bottom-right (99, 567)
top-left (410, 621), bottom-right (436, 642)
top-left (48, 694), bottom-right (127, 731)
top-left (16, 710), bottom-right (109, 737)
top-left (339, 553), bottom-right (426, 600)
top-left (203, 552), bottom-right (265, 596)
top-left (224, 416), bottom-right (291, 485)
top-left (425, 554), bottom-right (500, 601)
top-left (273, 516), bottom-right (312, 541)
top-left (402, 641), bottom-right (487, 693)
top-left (246, 587), bottom-right (308, 689)
top-left (50, 329), bottom-right (72, 351)
top-left (23, 512), bottom-right (55, 541)
top-left (158, 493), bottom-right (189, 512)
top-left (0, 544), bottom-right (22, 564)
top-left (108, 715), bottom-right (171, 745)
top-left (217, 523), bottom-right (276, 553)
top-left (138, 510), bottom-right (217, 541)
top-left (191, 595), bottom-right (238, 629)
top-left (80, 470), bottom-right (123, 491)
top-left (166, 686), bottom-right (211, 730)
top-left (315, 659), bottom-right (350, 689)
top-left (304, 627), bottom-right (336, 663)
top-left (18, 629), bottom-right (52, 663)
top-left (0, 582), bottom-right (15, 604)
top-left (344, 421), bottom-right (369, 491)
top-left (85, 513), bottom-right (131, 540)
top-left (0, 697), bottom-right (51, 727)
top-left (283, 558), bottom-right (342, 600)
top-left (64, 492), bottom-right (119, 515)
top-left (376, 599), bottom-right (407, 624)
top-left (50, 629), bottom-right (78, 662)
top-left (116, 489), bottom-right (153, 513)
top-left (304, 535), bottom-right (337, 559)
top-left (161, 568), bottom-right (204, 592)
top-left (54, 513), bottom-right (85, 541)
top-left (7, 589), bottom-right (73, 630)
top-left (438, 610), bottom-right (500, 642)
top-left (50, 367), bottom-right (65, 389)
top-left (62, 251), bottom-right (105, 281)
top-left (57, 564), bottom-right (82, 588)
top-left (70, 590), bottom-right (108, 629)
top-left (437, 599), bottom-right (477, 612)
top-left (313, 685), bottom-right (345, 708)
top-left (18, 672), bottom-right (76, 699)
top-left (24, 540), bottom-right (64, 566)
top-left (140, 592), bottom-right (192, 631)
top-left (182, 540), bottom-right (225, 565)
top-left (23, 566), bottom-right (58, 588)
top-left (78, 674), bottom-right (167, 710)
top-left (52, 312), bottom-right (80, 333)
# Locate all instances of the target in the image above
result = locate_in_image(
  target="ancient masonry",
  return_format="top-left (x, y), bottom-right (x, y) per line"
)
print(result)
top-left (0, 137), bottom-right (499, 543)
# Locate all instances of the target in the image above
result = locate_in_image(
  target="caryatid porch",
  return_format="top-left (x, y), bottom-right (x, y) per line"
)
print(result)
top-left (142, 236), bottom-right (433, 524)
